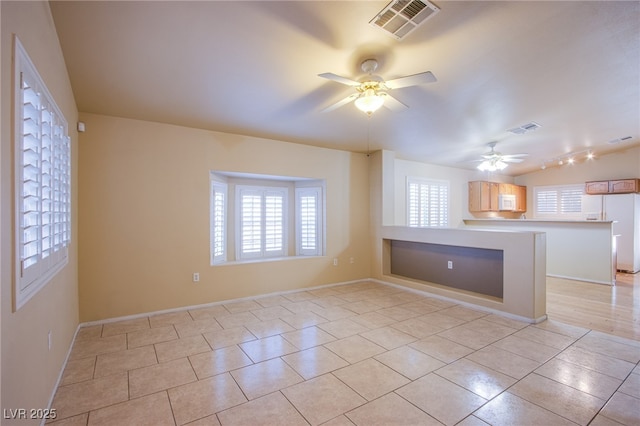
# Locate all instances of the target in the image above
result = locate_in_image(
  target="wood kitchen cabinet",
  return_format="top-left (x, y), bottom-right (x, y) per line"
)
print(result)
top-left (585, 181), bottom-right (611, 194)
top-left (515, 185), bottom-right (527, 212)
top-left (586, 179), bottom-right (640, 194)
top-left (499, 183), bottom-right (515, 195)
top-left (469, 181), bottom-right (498, 211)
top-left (469, 181), bottom-right (526, 212)
top-left (609, 179), bottom-right (639, 193)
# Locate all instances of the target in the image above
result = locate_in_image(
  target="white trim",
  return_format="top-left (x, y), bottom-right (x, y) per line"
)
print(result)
top-left (213, 254), bottom-right (324, 267)
top-left (371, 278), bottom-right (547, 324)
top-left (533, 183), bottom-right (584, 220)
top-left (210, 180), bottom-right (228, 264)
top-left (76, 277), bottom-right (546, 330)
top-left (43, 325), bottom-right (81, 426)
top-left (13, 36), bottom-right (71, 310)
top-left (406, 176), bottom-right (450, 228)
top-left (210, 172), bottom-right (326, 264)
top-left (235, 184), bottom-right (288, 260)
top-left (546, 273), bottom-right (613, 287)
top-left (78, 278), bottom-right (367, 328)
top-left (295, 186), bottom-right (324, 256)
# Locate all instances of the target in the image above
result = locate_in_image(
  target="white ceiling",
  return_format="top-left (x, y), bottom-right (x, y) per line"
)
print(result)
top-left (50, 0), bottom-right (640, 176)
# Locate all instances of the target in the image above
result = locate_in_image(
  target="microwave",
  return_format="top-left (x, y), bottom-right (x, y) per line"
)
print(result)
top-left (499, 194), bottom-right (516, 211)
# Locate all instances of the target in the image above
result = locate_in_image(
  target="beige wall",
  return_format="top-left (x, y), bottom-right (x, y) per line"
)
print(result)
top-left (1, 1), bottom-right (79, 422)
top-left (78, 113), bottom-right (371, 322)
top-left (515, 145), bottom-right (640, 214)
top-left (393, 155), bottom-right (515, 227)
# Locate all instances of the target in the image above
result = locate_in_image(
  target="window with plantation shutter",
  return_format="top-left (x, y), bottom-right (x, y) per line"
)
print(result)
top-left (296, 187), bottom-right (323, 256)
top-left (210, 173), bottom-right (325, 264)
top-left (407, 178), bottom-right (449, 227)
top-left (14, 37), bottom-right (71, 309)
top-left (535, 190), bottom-right (558, 214)
top-left (210, 181), bottom-right (227, 264)
top-left (560, 188), bottom-right (583, 214)
top-left (534, 184), bottom-right (584, 219)
top-left (236, 186), bottom-right (287, 260)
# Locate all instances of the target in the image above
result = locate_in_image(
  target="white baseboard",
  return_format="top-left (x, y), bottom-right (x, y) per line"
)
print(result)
top-left (78, 278), bottom-right (368, 328)
top-left (50, 274), bottom-right (548, 417)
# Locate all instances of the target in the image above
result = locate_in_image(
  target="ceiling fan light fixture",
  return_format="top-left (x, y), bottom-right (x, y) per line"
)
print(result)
top-left (477, 161), bottom-right (492, 171)
top-left (355, 89), bottom-right (384, 115)
top-left (477, 159), bottom-right (508, 172)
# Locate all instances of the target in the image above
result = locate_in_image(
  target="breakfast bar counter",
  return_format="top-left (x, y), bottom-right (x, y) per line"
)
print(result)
top-left (463, 219), bottom-right (616, 285)
top-left (379, 226), bottom-right (547, 323)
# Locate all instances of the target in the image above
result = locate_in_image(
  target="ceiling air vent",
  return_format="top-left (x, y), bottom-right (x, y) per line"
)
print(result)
top-left (370, 0), bottom-right (440, 40)
top-left (508, 122), bottom-right (541, 135)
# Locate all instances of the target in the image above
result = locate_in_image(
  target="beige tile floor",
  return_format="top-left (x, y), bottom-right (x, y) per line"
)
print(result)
top-left (49, 281), bottom-right (640, 426)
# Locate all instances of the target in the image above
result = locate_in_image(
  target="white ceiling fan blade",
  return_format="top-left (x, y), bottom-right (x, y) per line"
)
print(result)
top-left (385, 71), bottom-right (437, 89)
top-left (321, 93), bottom-right (359, 112)
top-left (503, 158), bottom-right (525, 163)
top-left (502, 153), bottom-right (529, 158)
top-left (318, 73), bottom-right (361, 87)
top-left (380, 93), bottom-right (407, 111)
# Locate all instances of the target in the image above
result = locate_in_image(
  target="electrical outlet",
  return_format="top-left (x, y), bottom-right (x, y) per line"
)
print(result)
top-left (48, 331), bottom-right (52, 351)
top-left (333, 258), bottom-right (338, 266)
top-left (193, 273), bottom-right (200, 282)
top-left (349, 257), bottom-right (355, 264)
top-left (447, 260), bottom-right (453, 269)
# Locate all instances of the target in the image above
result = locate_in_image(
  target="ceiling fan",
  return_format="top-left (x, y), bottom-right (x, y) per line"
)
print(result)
top-left (319, 59), bottom-right (437, 115)
top-left (476, 142), bottom-right (528, 171)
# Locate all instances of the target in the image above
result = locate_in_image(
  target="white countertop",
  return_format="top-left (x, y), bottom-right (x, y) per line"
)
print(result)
top-left (464, 218), bottom-right (614, 224)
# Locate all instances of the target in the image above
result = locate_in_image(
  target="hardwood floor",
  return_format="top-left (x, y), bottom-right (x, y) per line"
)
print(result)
top-left (547, 272), bottom-right (640, 341)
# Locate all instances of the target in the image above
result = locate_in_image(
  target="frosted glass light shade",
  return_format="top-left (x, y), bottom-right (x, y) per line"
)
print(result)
top-left (477, 159), bottom-right (508, 172)
top-left (355, 89), bottom-right (384, 115)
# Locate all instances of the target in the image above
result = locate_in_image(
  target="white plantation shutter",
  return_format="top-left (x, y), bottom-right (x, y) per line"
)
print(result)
top-left (535, 190), bottom-right (557, 214)
top-left (211, 174), bottom-right (325, 263)
top-left (237, 186), bottom-right (287, 259)
top-left (264, 192), bottom-right (284, 253)
top-left (534, 184), bottom-right (584, 218)
top-left (21, 79), bottom-right (42, 274)
top-left (407, 178), bottom-right (449, 227)
top-left (296, 187), bottom-right (323, 256)
top-left (15, 37), bottom-right (71, 309)
top-left (560, 188), bottom-right (583, 214)
top-left (210, 181), bottom-right (227, 264)
top-left (241, 190), bottom-right (262, 256)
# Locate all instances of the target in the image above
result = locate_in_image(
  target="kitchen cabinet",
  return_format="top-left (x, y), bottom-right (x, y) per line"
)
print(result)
top-left (515, 185), bottom-right (527, 212)
top-left (469, 181), bottom-right (526, 212)
top-left (469, 181), bottom-right (498, 211)
top-left (609, 179), bottom-right (639, 194)
top-left (586, 179), bottom-right (639, 194)
top-left (585, 181), bottom-right (609, 194)
top-left (499, 183), bottom-right (515, 195)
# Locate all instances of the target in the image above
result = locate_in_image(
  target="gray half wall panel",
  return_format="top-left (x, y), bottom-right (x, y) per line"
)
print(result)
top-left (389, 240), bottom-right (504, 299)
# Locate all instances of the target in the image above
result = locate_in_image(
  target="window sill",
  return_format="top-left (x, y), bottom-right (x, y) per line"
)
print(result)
top-left (212, 255), bottom-right (325, 267)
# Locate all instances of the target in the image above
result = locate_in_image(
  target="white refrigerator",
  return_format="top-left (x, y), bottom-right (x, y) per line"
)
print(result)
top-left (603, 193), bottom-right (640, 273)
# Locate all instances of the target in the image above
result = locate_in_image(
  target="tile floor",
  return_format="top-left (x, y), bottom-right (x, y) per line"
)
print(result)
top-left (49, 281), bottom-right (640, 426)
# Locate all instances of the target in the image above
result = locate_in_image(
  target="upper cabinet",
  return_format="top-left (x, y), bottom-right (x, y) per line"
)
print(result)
top-left (469, 181), bottom-right (499, 211)
top-left (515, 185), bottom-right (527, 212)
top-left (586, 179), bottom-right (639, 194)
top-left (610, 179), bottom-right (639, 194)
top-left (585, 181), bottom-right (609, 194)
top-left (469, 181), bottom-right (526, 212)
